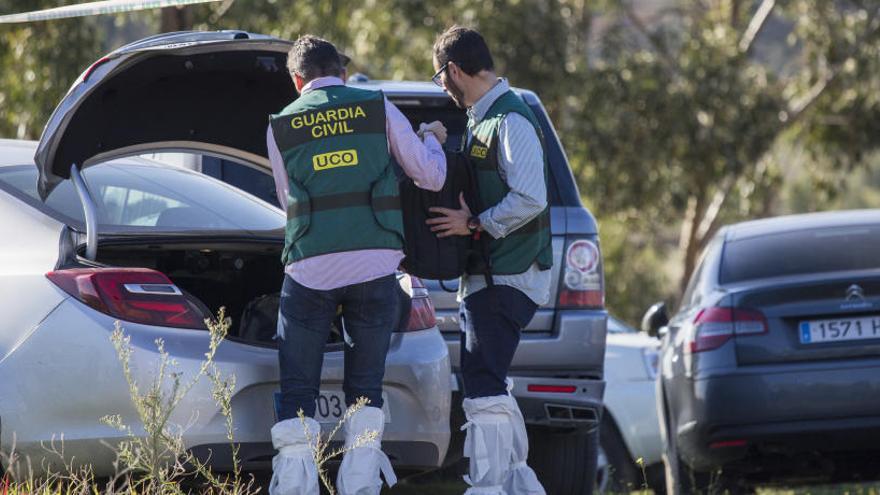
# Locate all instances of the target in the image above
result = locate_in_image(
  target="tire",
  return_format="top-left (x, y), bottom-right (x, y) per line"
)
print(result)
top-left (528, 425), bottom-right (599, 495)
top-left (598, 415), bottom-right (641, 493)
top-left (662, 412), bottom-right (709, 495)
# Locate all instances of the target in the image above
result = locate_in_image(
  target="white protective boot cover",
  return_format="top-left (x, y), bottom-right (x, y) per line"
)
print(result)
top-left (336, 406), bottom-right (397, 495)
top-left (498, 395), bottom-right (545, 495)
top-left (461, 396), bottom-right (515, 495)
top-left (269, 417), bottom-right (320, 495)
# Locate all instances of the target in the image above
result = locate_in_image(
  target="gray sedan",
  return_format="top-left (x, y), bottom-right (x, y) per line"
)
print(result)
top-left (643, 210), bottom-right (880, 494)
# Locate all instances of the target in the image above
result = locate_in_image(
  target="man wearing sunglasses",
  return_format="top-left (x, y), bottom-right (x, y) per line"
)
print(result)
top-left (427, 26), bottom-right (552, 495)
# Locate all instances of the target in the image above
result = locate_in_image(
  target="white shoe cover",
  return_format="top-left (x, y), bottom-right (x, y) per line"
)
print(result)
top-left (461, 395), bottom-right (546, 495)
top-left (499, 396), bottom-right (545, 495)
top-left (269, 417), bottom-right (320, 495)
top-left (461, 396), bottom-right (514, 495)
top-left (336, 406), bottom-right (397, 495)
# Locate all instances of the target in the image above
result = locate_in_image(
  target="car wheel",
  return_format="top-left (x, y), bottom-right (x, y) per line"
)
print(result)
top-left (598, 415), bottom-right (641, 493)
top-left (662, 414), bottom-right (709, 495)
top-left (528, 425), bottom-right (599, 495)
top-left (595, 442), bottom-right (609, 493)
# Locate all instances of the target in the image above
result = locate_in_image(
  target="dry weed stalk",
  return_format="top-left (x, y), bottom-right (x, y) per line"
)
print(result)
top-left (1, 311), bottom-right (250, 494)
top-left (0, 307), bottom-right (385, 495)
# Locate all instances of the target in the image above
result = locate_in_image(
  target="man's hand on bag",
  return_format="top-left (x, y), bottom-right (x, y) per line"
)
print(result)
top-left (427, 193), bottom-right (472, 238)
top-left (419, 120), bottom-right (448, 144)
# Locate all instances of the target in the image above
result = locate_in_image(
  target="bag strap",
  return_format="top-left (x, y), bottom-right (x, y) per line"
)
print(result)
top-left (459, 149), bottom-right (494, 288)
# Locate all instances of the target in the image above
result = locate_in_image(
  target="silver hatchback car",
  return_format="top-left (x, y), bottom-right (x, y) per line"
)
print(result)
top-left (0, 31), bottom-right (452, 475)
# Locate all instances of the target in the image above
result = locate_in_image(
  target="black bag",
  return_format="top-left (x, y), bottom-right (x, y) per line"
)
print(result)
top-left (400, 151), bottom-right (482, 280)
top-left (238, 292), bottom-right (280, 344)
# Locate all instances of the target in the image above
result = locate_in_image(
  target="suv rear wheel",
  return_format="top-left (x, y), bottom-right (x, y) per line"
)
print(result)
top-left (528, 426), bottom-right (599, 495)
top-left (599, 415), bottom-right (641, 492)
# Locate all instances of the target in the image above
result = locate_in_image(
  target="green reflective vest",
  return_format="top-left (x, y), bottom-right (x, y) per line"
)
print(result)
top-left (270, 86), bottom-right (404, 265)
top-left (466, 90), bottom-right (553, 275)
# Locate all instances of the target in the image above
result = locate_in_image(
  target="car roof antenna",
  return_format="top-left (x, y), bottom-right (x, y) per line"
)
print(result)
top-left (70, 163), bottom-right (98, 261)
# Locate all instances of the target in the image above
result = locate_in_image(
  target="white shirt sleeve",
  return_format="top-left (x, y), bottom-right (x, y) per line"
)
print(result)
top-left (266, 124), bottom-right (290, 210)
top-left (477, 113), bottom-right (548, 239)
top-left (384, 98), bottom-right (447, 192)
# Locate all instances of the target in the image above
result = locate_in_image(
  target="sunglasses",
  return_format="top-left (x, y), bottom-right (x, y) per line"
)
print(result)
top-left (431, 62), bottom-right (450, 87)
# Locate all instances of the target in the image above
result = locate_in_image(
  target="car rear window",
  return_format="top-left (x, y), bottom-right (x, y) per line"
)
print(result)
top-left (0, 161), bottom-right (285, 234)
top-left (720, 225), bottom-right (880, 284)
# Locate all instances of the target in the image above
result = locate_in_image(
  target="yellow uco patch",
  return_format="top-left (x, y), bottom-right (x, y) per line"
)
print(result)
top-left (470, 145), bottom-right (488, 159)
top-left (313, 149), bottom-right (359, 171)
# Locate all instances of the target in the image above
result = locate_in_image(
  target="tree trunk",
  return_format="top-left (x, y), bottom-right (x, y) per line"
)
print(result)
top-left (160, 6), bottom-right (194, 33)
top-left (678, 190), bottom-right (707, 295)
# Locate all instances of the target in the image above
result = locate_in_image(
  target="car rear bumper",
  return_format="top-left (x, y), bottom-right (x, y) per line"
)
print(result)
top-left (1, 298), bottom-right (451, 476)
top-left (679, 415), bottom-right (880, 480)
top-left (677, 361), bottom-right (880, 472)
top-left (508, 375), bottom-right (605, 430)
top-left (449, 374), bottom-right (605, 429)
top-left (196, 327), bottom-right (453, 473)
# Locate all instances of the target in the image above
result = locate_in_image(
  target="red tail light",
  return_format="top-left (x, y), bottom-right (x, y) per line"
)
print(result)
top-left (527, 384), bottom-right (577, 394)
top-left (402, 276), bottom-right (436, 332)
top-left (709, 439), bottom-right (747, 449)
top-left (688, 307), bottom-right (767, 353)
top-left (557, 238), bottom-right (604, 309)
top-left (46, 268), bottom-right (207, 329)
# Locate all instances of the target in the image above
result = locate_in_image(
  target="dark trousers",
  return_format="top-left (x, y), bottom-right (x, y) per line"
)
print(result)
top-left (460, 285), bottom-right (538, 399)
top-left (277, 273), bottom-right (399, 420)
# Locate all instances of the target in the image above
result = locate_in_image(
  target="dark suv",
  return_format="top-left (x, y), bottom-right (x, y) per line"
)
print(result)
top-left (643, 210), bottom-right (880, 494)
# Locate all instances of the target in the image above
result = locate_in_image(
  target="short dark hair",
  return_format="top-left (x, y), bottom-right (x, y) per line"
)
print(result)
top-left (287, 35), bottom-right (343, 81)
top-left (433, 26), bottom-right (494, 76)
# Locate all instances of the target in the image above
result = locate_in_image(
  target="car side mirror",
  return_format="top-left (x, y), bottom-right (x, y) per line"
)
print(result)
top-left (641, 301), bottom-right (669, 338)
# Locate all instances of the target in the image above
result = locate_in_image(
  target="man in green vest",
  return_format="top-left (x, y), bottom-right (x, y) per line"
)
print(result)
top-left (266, 35), bottom-right (448, 495)
top-left (426, 26), bottom-right (551, 495)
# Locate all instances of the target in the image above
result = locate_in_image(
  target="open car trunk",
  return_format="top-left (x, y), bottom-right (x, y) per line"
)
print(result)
top-left (87, 239), bottom-right (412, 346)
top-left (93, 239), bottom-right (286, 345)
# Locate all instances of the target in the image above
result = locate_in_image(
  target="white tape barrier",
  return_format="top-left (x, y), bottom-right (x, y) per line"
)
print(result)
top-left (0, 0), bottom-right (223, 24)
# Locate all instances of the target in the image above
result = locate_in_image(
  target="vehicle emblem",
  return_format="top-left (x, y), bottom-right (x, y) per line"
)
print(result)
top-left (846, 284), bottom-right (865, 301)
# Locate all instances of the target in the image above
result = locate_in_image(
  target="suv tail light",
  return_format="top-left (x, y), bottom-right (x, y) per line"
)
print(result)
top-left (557, 238), bottom-right (604, 308)
top-left (47, 268), bottom-right (207, 329)
top-left (688, 307), bottom-right (768, 353)
top-left (401, 276), bottom-right (436, 332)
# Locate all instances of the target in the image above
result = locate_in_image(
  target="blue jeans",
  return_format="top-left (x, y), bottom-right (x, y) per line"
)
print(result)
top-left (277, 273), bottom-right (399, 420)
top-left (460, 285), bottom-right (538, 399)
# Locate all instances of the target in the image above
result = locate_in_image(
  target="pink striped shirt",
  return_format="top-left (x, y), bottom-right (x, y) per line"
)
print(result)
top-left (266, 76), bottom-right (446, 290)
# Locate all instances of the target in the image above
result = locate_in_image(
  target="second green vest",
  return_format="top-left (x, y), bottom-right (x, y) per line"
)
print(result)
top-left (466, 90), bottom-right (553, 275)
top-left (271, 86), bottom-right (404, 265)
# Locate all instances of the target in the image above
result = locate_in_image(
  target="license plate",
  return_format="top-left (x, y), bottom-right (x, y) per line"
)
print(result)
top-left (799, 316), bottom-right (880, 344)
top-left (274, 391), bottom-right (391, 423)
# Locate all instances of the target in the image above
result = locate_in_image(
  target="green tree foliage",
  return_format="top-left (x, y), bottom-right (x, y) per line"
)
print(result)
top-left (4, 1), bottom-right (880, 323)
top-left (571, 1), bottom-right (880, 319)
top-left (0, 0), bottom-right (102, 139)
